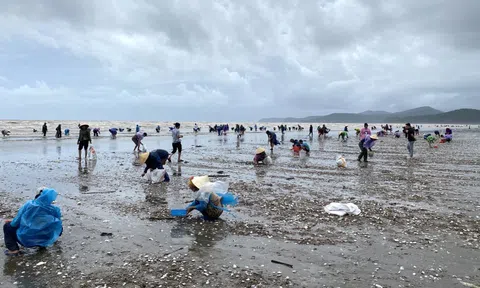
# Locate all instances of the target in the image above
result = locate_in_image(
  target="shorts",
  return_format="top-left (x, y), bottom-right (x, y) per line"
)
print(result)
top-left (172, 142), bottom-right (182, 154)
top-left (78, 140), bottom-right (89, 151)
top-left (132, 136), bottom-right (139, 145)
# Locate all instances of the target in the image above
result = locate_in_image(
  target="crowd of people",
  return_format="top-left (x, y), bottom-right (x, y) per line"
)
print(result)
top-left (2, 118), bottom-right (459, 257)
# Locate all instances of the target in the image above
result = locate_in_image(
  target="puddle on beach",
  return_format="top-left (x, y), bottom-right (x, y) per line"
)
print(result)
top-left (0, 129), bottom-right (479, 287)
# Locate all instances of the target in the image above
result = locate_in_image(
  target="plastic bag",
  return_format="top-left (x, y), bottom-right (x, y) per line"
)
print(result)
top-left (324, 202), bottom-right (361, 216)
top-left (264, 156), bottom-right (273, 165)
top-left (140, 144), bottom-right (147, 153)
top-left (336, 155), bottom-right (346, 168)
top-left (146, 169), bottom-right (166, 183)
top-left (88, 146), bottom-right (97, 161)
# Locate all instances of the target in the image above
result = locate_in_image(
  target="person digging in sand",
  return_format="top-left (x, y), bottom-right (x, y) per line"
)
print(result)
top-left (253, 147), bottom-right (272, 165)
top-left (3, 187), bottom-right (63, 256)
top-left (186, 176), bottom-right (238, 220)
top-left (358, 134), bottom-right (378, 162)
top-left (138, 149), bottom-right (170, 182)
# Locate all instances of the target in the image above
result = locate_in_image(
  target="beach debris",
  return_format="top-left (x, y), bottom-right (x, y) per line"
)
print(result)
top-left (271, 260), bottom-right (293, 268)
top-left (81, 190), bottom-right (116, 195)
top-left (460, 281), bottom-right (480, 288)
top-left (35, 261), bottom-right (47, 267)
top-left (208, 174), bottom-right (230, 178)
top-left (162, 247), bottom-right (184, 256)
top-left (286, 177), bottom-right (295, 180)
top-left (324, 203), bottom-right (361, 216)
top-left (217, 171), bottom-right (224, 174)
top-left (100, 232), bottom-right (113, 237)
top-left (336, 155), bottom-right (347, 168)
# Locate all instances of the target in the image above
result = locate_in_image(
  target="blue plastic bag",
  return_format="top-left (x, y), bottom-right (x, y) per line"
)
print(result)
top-left (12, 189), bottom-right (63, 248)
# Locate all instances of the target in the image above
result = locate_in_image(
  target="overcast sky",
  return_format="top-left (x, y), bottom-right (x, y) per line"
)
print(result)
top-left (1, 0), bottom-right (479, 121)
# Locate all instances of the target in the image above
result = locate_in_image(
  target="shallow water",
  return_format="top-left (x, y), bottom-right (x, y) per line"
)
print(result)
top-left (0, 128), bottom-right (479, 287)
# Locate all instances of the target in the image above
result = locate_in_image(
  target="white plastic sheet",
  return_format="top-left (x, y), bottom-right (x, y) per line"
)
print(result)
top-left (146, 169), bottom-right (166, 183)
top-left (88, 146), bottom-right (97, 161)
top-left (324, 203), bottom-right (361, 216)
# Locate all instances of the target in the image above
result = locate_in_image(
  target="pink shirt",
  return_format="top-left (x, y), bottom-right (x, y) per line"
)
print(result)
top-left (360, 127), bottom-right (371, 140)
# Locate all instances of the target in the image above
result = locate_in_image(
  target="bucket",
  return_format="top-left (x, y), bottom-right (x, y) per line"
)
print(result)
top-left (170, 209), bottom-right (187, 217)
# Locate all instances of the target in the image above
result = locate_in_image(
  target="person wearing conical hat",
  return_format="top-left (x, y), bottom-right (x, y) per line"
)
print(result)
top-left (358, 134), bottom-right (378, 162)
top-left (186, 176), bottom-right (238, 220)
top-left (77, 123), bottom-right (92, 163)
top-left (253, 147), bottom-right (272, 165)
top-left (138, 149), bottom-right (170, 182)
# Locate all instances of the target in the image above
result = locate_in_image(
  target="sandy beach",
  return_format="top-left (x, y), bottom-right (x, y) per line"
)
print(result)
top-left (0, 127), bottom-right (479, 288)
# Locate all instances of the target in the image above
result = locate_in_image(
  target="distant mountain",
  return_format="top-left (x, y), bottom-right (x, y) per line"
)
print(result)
top-left (359, 110), bottom-right (391, 116)
top-left (385, 109), bottom-right (480, 124)
top-left (258, 107), bottom-right (480, 124)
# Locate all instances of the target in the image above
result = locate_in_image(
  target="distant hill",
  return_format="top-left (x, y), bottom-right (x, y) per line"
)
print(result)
top-left (386, 109), bottom-right (480, 124)
top-left (259, 107), bottom-right (480, 124)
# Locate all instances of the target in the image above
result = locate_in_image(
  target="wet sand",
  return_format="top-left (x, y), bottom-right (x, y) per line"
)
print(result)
top-left (0, 130), bottom-right (479, 288)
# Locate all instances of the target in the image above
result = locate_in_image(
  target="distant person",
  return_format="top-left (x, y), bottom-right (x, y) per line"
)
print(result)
top-left (266, 131), bottom-right (280, 151)
top-left (358, 134), bottom-right (378, 162)
top-left (253, 147), bottom-right (272, 165)
top-left (42, 123), bottom-right (48, 137)
top-left (109, 128), bottom-right (118, 139)
top-left (299, 140), bottom-right (310, 153)
top-left (309, 125), bottom-right (314, 137)
top-left (1, 130), bottom-right (10, 137)
top-left (344, 126), bottom-right (348, 132)
top-left (136, 124), bottom-right (140, 133)
top-left (434, 130), bottom-right (440, 137)
top-left (78, 124), bottom-right (92, 162)
top-left (33, 129), bottom-right (38, 133)
top-left (425, 134), bottom-right (436, 148)
top-left (55, 124), bottom-right (62, 138)
top-left (354, 128), bottom-right (361, 137)
top-left (155, 125), bottom-right (161, 133)
top-left (290, 139), bottom-right (301, 153)
top-left (360, 123), bottom-right (371, 141)
top-left (405, 123), bottom-right (416, 158)
top-left (445, 127), bottom-right (452, 135)
top-left (64, 129), bottom-right (70, 136)
top-left (338, 131), bottom-right (349, 141)
top-left (193, 123), bottom-right (200, 133)
top-left (254, 124), bottom-right (257, 132)
top-left (138, 149), bottom-right (170, 182)
top-left (394, 130), bottom-right (401, 138)
top-left (132, 131), bottom-right (147, 152)
top-left (168, 122), bottom-right (183, 163)
top-left (93, 128), bottom-right (100, 137)
top-left (3, 187), bottom-right (63, 256)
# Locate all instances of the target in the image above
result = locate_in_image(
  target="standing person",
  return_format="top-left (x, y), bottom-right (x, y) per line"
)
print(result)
top-left (360, 123), bottom-right (371, 141)
top-left (77, 124), bottom-right (92, 162)
top-left (42, 123), bottom-right (48, 137)
top-left (344, 126), bottom-right (349, 132)
top-left (136, 124), bottom-right (140, 133)
top-left (55, 124), bottom-right (62, 138)
top-left (266, 130), bottom-right (280, 151)
top-left (168, 122), bottom-right (183, 163)
top-left (132, 131), bottom-right (147, 152)
top-left (309, 125), bottom-right (314, 137)
top-left (358, 134), bottom-right (378, 162)
top-left (155, 125), bottom-right (161, 133)
top-left (254, 124), bottom-right (257, 132)
top-left (405, 123), bottom-right (416, 158)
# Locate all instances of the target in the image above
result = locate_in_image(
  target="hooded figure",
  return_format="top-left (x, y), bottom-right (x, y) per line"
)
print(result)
top-left (3, 188), bottom-right (63, 255)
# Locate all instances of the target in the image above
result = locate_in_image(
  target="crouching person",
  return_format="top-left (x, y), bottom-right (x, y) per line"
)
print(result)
top-left (4, 188), bottom-right (63, 256)
top-left (186, 176), bottom-right (238, 220)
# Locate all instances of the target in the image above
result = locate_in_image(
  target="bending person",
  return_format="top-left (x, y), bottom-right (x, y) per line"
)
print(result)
top-left (138, 149), bottom-right (170, 182)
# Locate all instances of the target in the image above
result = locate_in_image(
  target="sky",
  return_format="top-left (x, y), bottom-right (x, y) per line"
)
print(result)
top-left (1, 0), bottom-right (480, 122)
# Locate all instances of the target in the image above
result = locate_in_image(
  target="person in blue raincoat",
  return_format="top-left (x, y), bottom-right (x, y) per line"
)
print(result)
top-left (186, 176), bottom-right (238, 220)
top-left (138, 149), bottom-right (170, 182)
top-left (109, 127), bottom-right (118, 139)
top-left (3, 188), bottom-right (63, 256)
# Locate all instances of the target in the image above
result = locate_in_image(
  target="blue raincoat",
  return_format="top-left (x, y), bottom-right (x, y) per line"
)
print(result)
top-left (10, 189), bottom-right (63, 247)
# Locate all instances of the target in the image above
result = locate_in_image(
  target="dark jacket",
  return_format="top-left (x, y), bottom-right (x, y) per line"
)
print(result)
top-left (78, 129), bottom-right (92, 142)
top-left (144, 149), bottom-right (169, 173)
